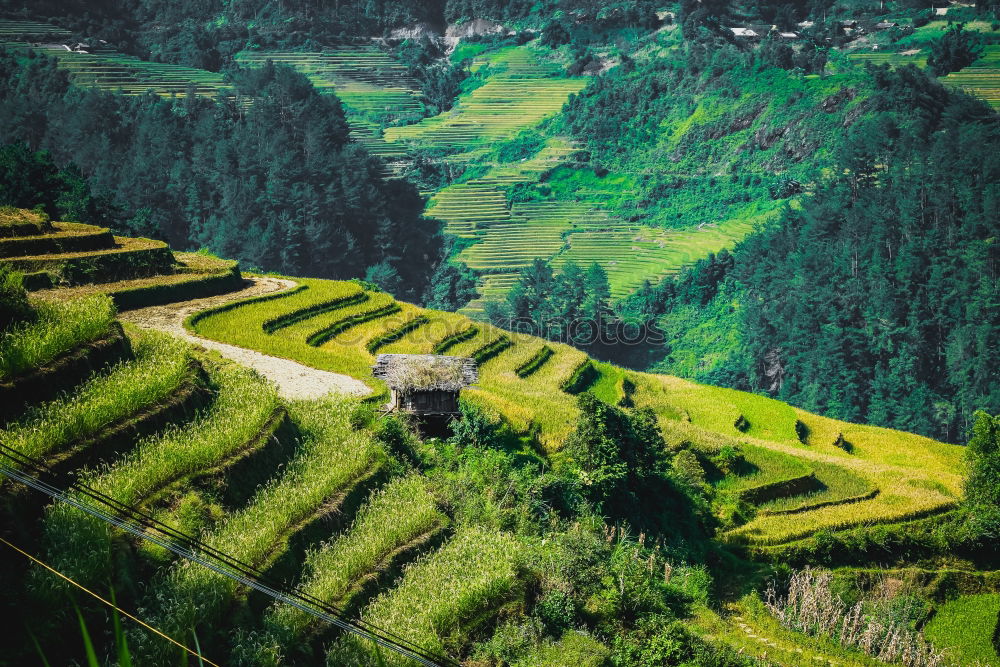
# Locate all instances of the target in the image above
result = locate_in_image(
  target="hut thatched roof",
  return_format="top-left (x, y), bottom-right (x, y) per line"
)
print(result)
top-left (372, 354), bottom-right (478, 392)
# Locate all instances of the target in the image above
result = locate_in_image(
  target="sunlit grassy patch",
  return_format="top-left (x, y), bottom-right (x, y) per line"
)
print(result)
top-left (331, 527), bottom-right (526, 666)
top-left (135, 398), bottom-right (387, 651)
top-left (924, 593), bottom-right (1000, 666)
top-left (2, 329), bottom-right (191, 464)
top-left (0, 294), bottom-right (116, 380)
top-left (266, 474), bottom-right (447, 643)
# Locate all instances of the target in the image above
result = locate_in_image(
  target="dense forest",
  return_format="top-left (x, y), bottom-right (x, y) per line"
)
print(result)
top-left (0, 49), bottom-right (443, 301)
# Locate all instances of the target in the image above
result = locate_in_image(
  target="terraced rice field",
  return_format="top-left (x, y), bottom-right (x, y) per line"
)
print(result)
top-left (850, 44), bottom-right (1000, 108)
top-left (0, 19), bottom-right (70, 39)
top-left (847, 50), bottom-right (928, 68)
top-left (3, 265), bottom-right (973, 664)
top-left (8, 43), bottom-right (236, 100)
top-left (5, 292), bottom-right (534, 665)
top-left (428, 126), bottom-right (770, 312)
top-left (189, 277), bottom-right (966, 547)
top-left (384, 46), bottom-right (587, 149)
top-left (235, 47), bottom-right (424, 133)
top-left (552, 213), bottom-right (767, 298)
top-left (941, 44), bottom-right (1000, 108)
top-left (2, 211), bottom-right (242, 307)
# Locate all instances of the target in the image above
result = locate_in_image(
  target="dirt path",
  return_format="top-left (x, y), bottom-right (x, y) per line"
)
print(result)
top-left (118, 276), bottom-right (372, 400)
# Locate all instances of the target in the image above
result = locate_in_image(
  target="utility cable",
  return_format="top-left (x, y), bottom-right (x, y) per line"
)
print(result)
top-left (0, 535), bottom-right (222, 667)
top-left (0, 448), bottom-right (458, 666)
top-left (0, 443), bottom-right (452, 664)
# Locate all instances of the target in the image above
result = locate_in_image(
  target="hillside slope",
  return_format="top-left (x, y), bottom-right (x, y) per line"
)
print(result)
top-left (186, 275), bottom-right (965, 549)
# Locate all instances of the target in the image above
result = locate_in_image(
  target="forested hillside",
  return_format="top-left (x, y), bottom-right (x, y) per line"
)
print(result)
top-left (0, 0), bottom-right (664, 67)
top-left (0, 49), bottom-right (442, 301)
top-left (630, 65), bottom-right (1000, 444)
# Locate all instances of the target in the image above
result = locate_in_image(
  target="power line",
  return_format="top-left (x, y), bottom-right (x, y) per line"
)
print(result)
top-left (0, 535), bottom-right (222, 667)
top-left (0, 445), bottom-right (458, 667)
top-left (0, 442), bottom-right (451, 665)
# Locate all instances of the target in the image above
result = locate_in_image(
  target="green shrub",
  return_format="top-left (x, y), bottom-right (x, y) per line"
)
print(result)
top-left (433, 325), bottom-right (478, 354)
top-left (515, 345), bottom-right (553, 378)
top-left (561, 359), bottom-right (598, 394)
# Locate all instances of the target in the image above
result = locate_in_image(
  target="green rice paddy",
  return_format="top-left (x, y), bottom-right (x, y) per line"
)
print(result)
top-left (924, 593), bottom-right (1000, 666)
top-left (850, 43), bottom-right (1000, 109)
top-left (235, 48), bottom-right (423, 157)
top-left (384, 47), bottom-right (587, 150)
top-left (9, 43), bottom-right (236, 100)
top-left (190, 276), bottom-right (966, 544)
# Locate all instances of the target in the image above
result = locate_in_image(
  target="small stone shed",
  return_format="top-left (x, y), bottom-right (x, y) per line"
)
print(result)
top-left (372, 354), bottom-right (478, 416)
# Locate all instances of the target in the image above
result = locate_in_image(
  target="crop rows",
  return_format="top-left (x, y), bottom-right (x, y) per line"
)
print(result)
top-left (41, 360), bottom-right (280, 587)
top-left (265, 475), bottom-right (448, 648)
top-left (850, 44), bottom-right (1000, 108)
top-left (13, 44), bottom-right (235, 99)
top-left (1, 330), bottom-right (191, 464)
top-left (136, 399), bottom-right (388, 656)
top-left (190, 276), bottom-right (968, 539)
top-left (330, 527), bottom-right (525, 667)
top-left (941, 45), bottom-right (1000, 107)
top-left (383, 46), bottom-right (587, 150)
top-left (0, 294), bottom-right (116, 381)
top-left (429, 130), bottom-right (769, 308)
top-left (552, 213), bottom-right (766, 298)
top-left (0, 19), bottom-right (70, 39)
top-left (235, 48), bottom-right (423, 124)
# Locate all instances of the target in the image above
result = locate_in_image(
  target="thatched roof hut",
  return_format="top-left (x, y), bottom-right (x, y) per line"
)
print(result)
top-left (372, 354), bottom-right (478, 415)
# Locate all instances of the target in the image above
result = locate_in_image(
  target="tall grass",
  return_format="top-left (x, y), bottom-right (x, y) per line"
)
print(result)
top-left (265, 475), bottom-right (447, 644)
top-left (40, 362), bottom-right (280, 586)
top-left (330, 527), bottom-right (525, 666)
top-left (765, 568), bottom-right (945, 667)
top-left (924, 593), bottom-right (1000, 666)
top-left (1, 330), bottom-right (191, 464)
top-left (133, 398), bottom-right (387, 660)
top-left (85, 362), bottom-right (280, 504)
top-left (0, 294), bottom-right (116, 380)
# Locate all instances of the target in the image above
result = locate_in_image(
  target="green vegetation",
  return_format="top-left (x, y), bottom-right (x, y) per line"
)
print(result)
top-left (235, 48), bottom-right (423, 139)
top-left (1, 329), bottom-right (191, 463)
top-left (385, 46), bottom-right (587, 150)
top-left (82, 361), bottom-right (279, 506)
top-left (942, 44), bottom-right (1000, 107)
top-left (924, 593), bottom-right (1000, 666)
top-left (927, 23), bottom-right (985, 76)
top-left (134, 398), bottom-right (387, 658)
top-left (0, 294), bottom-right (115, 380)
top-left (5, 4), bottom-right (1000, 665)
top-left (331, 527), bottom-right (526, 666)
top-left (0, 48), bottom-right (443, 302)
top-left (264, 474), bottom-right (447, 648)
top-left (626, 62), bottom-right (1000, 444)
top-left (7, 43), bottom-right (235, 99)
top-left (190, 275), bottom-right (966, 547)
top-left (39, 360), bottom-right (281, 585)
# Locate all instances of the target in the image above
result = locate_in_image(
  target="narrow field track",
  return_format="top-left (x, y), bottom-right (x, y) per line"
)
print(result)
top-left (118, 276), bottom-right (371, 399)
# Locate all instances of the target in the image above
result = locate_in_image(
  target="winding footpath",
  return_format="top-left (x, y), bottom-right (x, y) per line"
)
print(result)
top-left (118, 276), bottom-right (372, 400)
